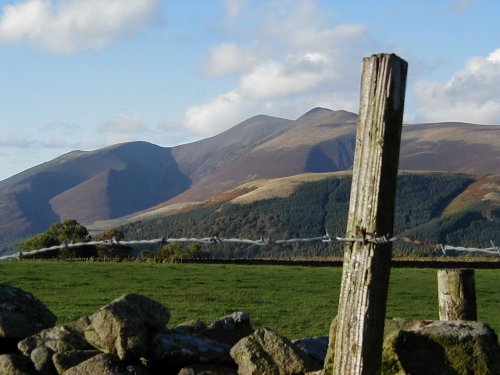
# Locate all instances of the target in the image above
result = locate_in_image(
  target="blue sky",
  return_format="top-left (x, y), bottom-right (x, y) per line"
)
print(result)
top-left (1, 0), bottom-right (499, 181)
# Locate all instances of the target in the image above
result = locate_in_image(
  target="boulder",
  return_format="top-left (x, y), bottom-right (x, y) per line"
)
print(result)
top-left (0, 285), bottom-right (56, 340)
top-left (63, 353), bottom-right (151, 375)
top-left (292, 336), bottom-right (328, 369)
top-left (178, 364), bottom-right (238, 375)
top-left (324, 318), bottom-right (500, 375)
top-left (204, 312), bottom-right (254, 347)
top-left (382, 320), bottom-right (500, 375)
top-left (52, 350), bottom-right (101, 375)
top-left (230, 327), bottom-right (316, 375)
top-left (83, 293), bottom-right (170, 360)
top-left (0, 353), bottom-right (36, 375)
top-left (150, 330), bottom-right (232, 367)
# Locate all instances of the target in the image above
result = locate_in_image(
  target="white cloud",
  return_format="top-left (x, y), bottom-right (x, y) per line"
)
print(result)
top-left (413, 48), bottom-right (500, 124)
top-left (184, 0), bottom-right (376, 136)
top-left (0, 0), bottom-right (160, 53)
top-left (204, 43), bottom-right (260, 76)
top-left (184, 91), bottom-right (251, 135)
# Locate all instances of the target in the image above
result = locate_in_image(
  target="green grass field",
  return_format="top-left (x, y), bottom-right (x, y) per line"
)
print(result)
top-left (0, 261), bottom-right (498, 339)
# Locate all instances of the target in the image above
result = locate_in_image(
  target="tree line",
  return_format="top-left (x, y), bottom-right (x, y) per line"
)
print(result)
top-left (20, 173), bottom-right (498, 259)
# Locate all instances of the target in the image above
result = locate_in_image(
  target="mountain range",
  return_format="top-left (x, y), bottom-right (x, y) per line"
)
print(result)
top-left (1, 107), bottom-right (499, 243)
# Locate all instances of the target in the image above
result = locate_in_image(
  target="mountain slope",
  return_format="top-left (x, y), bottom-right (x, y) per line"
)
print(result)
top-left (117, 172), bottom-right (499, 258)
top-left (0, 107), bottom-right (498, 242)
top-left (0, 142), bottom-right (190, 240)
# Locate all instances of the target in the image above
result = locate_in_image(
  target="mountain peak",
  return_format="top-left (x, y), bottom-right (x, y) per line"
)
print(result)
top-left (296, 108), bottom-right (358, 124)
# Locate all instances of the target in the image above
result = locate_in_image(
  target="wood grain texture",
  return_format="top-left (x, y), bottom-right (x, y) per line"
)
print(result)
top-left (332, 54), bottom-right (408, 375)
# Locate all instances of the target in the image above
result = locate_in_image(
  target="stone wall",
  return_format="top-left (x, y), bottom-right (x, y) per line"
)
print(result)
top-left (1, 284), bottom-right (499, 374)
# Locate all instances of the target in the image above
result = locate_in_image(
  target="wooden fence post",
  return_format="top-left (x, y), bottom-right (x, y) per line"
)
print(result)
top-left (438, 268), bottom-right (477, 321)
top-left (332, 54), bottom-right (408, 375)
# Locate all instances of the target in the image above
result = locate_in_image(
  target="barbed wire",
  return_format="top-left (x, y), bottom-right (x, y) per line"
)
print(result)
top-left (0, 230), bottom-right (498, 261)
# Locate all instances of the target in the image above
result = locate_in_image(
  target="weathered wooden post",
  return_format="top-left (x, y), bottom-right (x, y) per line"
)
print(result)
top-left (438, 268), bottom-right (477, 321)
top-left (331, 53), bottom-right (408, 375)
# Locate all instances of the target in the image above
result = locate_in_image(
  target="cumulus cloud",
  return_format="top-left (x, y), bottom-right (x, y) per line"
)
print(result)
top-left (0, 0), bottom-right (160, 53)
top-left (413, 48), bottom-right (500, 124)
top-left (184, 0), bottom-right (376, 136)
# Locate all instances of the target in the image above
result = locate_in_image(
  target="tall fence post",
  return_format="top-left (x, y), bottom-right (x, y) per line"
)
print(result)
top-left (438, 268), bottom-right (477, 321)
top-left (331, 54), bottom-right (408, 375)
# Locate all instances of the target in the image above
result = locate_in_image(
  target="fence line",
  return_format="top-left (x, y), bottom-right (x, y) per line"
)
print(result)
top-left (0, 230), bottom-right (498, 261)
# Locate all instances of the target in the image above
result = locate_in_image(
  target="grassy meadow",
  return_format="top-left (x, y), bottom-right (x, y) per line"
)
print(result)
top-left (0, 261), bottom-right (499, 339)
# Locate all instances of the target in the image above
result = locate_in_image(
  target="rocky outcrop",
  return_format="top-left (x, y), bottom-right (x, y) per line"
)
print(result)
top-left (1, 284), bottom-right (500, 375)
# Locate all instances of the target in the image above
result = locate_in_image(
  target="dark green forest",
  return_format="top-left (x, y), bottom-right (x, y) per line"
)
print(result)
top-left (120, 174), bottom-right (499, 258)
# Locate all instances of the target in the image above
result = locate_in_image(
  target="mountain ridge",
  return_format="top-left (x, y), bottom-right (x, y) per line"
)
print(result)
top-left (1, 108), bottom-right (499, 242)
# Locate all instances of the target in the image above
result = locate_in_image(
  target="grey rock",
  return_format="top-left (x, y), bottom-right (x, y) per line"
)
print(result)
top-left (292, 336), bottom-right (328, 368)
top-left (324, 317), bottom-right (500, 375)
top-left (178, 364), bottom-right (237, 375)
top-left (204, 312), bottom-right (253, 347)
top-left (64, 353), bottom-right (151, 375)
top-left (52, 350), bottom-right (101, 375)
top-left (175, 320), bottom-right (208, 334)
top-left (65, 316), bottom-right (92, 336)
top-left (230, 327), bottom-right (316, 375)
top-left (151, 330), bottom-right (232, 366)
top-left (0, 353), bottom-right (36, 375)
top-left (30, 347), bottom-right (54, 374)
top-left (17, 324), bottom-right (91, 375)
top-left (84, 293), bottom-right (170, 360)
top-left (382, 320), bottom-right (500, 375)
top-left (18, 325), bottom-right (90, 355)
top-left (0, 284), bottom-right (56, 340)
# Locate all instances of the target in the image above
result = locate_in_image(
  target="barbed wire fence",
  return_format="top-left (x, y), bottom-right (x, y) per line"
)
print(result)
top-left (0, 229), bottom-right (498, 261)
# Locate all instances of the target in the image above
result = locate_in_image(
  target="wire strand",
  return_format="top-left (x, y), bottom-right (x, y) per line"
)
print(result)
top-left (1, 232), bottom-right (497, 260)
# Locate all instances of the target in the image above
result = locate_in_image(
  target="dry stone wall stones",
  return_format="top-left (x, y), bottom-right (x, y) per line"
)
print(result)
top-left (230, 327), bottom-right (316, 375)
top-left (381, 320), bottom-right (500, 375)
top-left (150, 330), bottom-right (233, 367)
top-left (177, 364), bottom-right (238, 375)
top-left (0, 284), bottom-right (56, 340)
top-left (52, 350), bottom-right (101, 375)
top-left (63, 353), bottom-right (151, 375)
top-left (292, 336), bottom-right (329, 369)
top-left (204, 312), bottom-right (254, 347)
top-left (0, 353), bottom-right (36, 375)
top-left (83, 293), bottom-right (171, 360)
top-left (17, 325), bottom-right (91, 375)
top-left (18, 325), bottom-right (90, 355)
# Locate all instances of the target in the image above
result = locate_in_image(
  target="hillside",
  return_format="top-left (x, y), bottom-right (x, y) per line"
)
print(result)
top-left (118, 172), bottom-right (500, 258)
top-left (0, 107), bottom-right (499, 242)
top-left (0, 142), bottom-right (190, 240)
